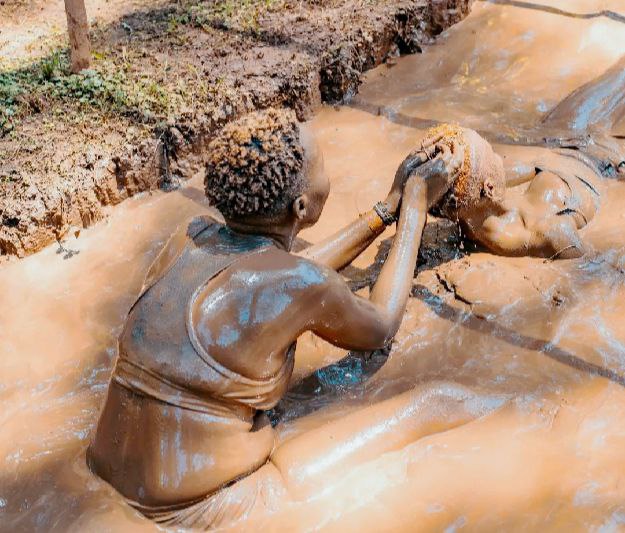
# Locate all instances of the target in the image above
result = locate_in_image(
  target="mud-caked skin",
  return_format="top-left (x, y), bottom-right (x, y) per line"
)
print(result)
top-left (429, 126), bottom-right (625, 260)
top-left (455, 135), bottom-right (624, 260)
top-left (476, 148), bottom-right (605, 259)
top-left (88, 113), bottom-right (490, 529)
top-left (430, 54), bottom-right (625, 260)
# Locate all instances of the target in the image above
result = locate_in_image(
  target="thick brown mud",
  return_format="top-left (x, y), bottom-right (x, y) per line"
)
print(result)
top-left (2, 0), bottom-right (625, 531)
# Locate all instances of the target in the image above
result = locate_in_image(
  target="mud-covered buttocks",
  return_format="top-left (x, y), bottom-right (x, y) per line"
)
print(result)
top-left (542, 54), bottom-right (625, 134)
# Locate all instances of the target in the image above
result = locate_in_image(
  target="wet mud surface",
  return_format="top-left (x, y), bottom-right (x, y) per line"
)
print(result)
top-left (2, 0), bottom-right (625, 531)
top-left (0, 0), bottom-right (471, 259)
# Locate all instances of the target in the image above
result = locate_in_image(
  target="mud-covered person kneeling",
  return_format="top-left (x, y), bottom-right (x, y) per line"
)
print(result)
top-left (88, 108), bottom-right (493, 529)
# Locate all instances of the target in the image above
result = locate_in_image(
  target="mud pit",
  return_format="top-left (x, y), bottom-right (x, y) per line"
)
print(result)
top-left (0, 0), bottom-right (472, 259)
top-left (3, 0), bottom-right (625, 531)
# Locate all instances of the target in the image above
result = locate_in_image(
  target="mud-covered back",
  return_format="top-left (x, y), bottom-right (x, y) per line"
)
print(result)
top-left (118, 217), bottom-right (274, 399)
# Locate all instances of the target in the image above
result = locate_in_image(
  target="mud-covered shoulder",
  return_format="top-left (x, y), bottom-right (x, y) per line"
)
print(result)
top-left (186, 214), bottom-right (222, 238)
top-left (226, 247), bottom-right (336, 294)
top-left (189, 248), bottom-right (339, 357)
top-left (140, 214), bottom-right (220, 294)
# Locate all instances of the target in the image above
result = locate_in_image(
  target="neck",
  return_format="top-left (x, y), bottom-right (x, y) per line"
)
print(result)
top-left (457, 200), bottom-right (507, 237)
top-left (225, 218), bottom-right (298, 252)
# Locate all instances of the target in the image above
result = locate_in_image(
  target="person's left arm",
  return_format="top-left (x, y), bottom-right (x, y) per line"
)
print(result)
top-left (295, 205), bottom-right (394, 271)
top-left (297, 145), bottom-right (457, 271)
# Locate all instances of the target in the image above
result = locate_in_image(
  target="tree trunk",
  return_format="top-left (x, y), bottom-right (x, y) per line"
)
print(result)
top-left (64, 0), bottom-right (91, 73)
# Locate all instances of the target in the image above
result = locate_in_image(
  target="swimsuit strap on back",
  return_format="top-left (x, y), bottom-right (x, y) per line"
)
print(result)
top-left (112, 355), bottom-right (254, 420)
top-left (139, 215), bottom-right (217, 299)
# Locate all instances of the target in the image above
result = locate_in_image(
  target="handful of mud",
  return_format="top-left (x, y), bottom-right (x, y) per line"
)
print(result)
top-left (424, 124), bottom-right (505, 216)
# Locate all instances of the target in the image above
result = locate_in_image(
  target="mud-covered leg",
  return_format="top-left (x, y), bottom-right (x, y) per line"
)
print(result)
top-left (542, 54), bottom-right (625, 133)
top-left (270, 382), bottom-right (507, 499)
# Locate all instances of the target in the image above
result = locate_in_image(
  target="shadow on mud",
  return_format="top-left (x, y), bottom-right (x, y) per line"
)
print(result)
top-left (477, 0), bottom-right (625, 24)
top-left (413, 283), bottom-right (625, 388)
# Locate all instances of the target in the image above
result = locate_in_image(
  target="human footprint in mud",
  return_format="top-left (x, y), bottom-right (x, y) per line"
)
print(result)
top-left (88, 108), bottom-right (498, 529)
top-left (422, 124), bottom-right (625, 259)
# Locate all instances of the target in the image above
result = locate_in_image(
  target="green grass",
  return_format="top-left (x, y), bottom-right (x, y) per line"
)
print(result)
top-left (0, 49), bottom-right (180, 136)
top-left (0, 0), bottom-right (283, 137)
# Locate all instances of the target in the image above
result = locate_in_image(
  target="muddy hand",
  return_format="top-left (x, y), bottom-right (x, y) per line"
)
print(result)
top-left (419, 132), bottom-right (445, 156)
top-left (421, 141), bottom-right (464, 208)
top-left (401, 147), bottom-right (458, 208)
top-left (385, 150), bottom-right (430, 215)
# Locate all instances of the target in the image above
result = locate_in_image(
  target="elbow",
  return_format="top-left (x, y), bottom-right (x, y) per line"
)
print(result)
top-left (384, 316), bottom-right (403, 345)
top-left (371, 312), bottom-right (401, 349)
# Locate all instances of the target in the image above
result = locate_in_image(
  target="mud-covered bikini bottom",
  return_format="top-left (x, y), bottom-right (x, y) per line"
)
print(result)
top-left (125, 468), bottom-right (265, 530)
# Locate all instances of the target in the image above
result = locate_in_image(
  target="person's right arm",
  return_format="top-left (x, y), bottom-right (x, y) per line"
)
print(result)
top-left (296, 150), bottom-right (431, 272)
top-left (307, 155), bottom-right (460, 351)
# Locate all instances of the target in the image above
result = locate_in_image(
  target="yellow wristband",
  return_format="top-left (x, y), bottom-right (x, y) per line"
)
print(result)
top-left (367, 211), bottom-right (385, 233)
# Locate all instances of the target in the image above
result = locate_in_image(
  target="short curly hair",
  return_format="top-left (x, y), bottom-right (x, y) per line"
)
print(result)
top-left (204, 108), bottom-right (306, 219)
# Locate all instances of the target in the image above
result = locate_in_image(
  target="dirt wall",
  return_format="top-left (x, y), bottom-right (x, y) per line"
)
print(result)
top-left (0, 0), bottom-right (473, 258)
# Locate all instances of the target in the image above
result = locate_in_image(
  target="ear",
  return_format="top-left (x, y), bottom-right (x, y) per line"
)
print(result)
top-left (292, 195), bottom-right (309, 221)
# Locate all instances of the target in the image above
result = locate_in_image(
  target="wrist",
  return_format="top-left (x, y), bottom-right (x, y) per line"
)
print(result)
top-left (384, 192), bottom-right (401, 215)
top-left (402, 177), bottom-right (428, 208)
top-left (373, 201), bottom-right (397, 226)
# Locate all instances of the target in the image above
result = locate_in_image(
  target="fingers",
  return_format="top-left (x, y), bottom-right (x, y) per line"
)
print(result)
top-left (396, 150), bottom-right (428, 182)
top-left (433, 140), bottom-right (465, 175)
top-left (421, 133), bottom-right (445, 150)
top-left (395, 137), bottom-right (465, 197)
top-left (406, 150), bottom-right (429, 173)
top-left (419, 142), bottom-right (439, 162)
top-left (433, 143), bottom-right (454, 170)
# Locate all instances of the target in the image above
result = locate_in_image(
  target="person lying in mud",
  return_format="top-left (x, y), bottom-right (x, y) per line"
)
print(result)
top-left (425, 54), bottom-right (625, 260)
top-left (424, 124), bottom-right (625, 259)
top-left (87, 108), bottom-right (499, 529)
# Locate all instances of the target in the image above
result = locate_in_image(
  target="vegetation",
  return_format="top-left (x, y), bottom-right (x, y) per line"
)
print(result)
top-left (182, 0), bottom-right (282, 34)
top-left (0, 0), bottom-right (283, 137)
top-left (0, 50), bottom-right (177, 136)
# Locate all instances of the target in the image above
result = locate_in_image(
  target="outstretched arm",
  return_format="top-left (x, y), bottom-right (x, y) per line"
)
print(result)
top-left (296, 206), bottom-right (394, 271)
top-left (505, 162), bottom-right (538, 187)
top-left (298, 143), bottom-right (452, 271)
top-left (307, 150), bottom-right (463, 351)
